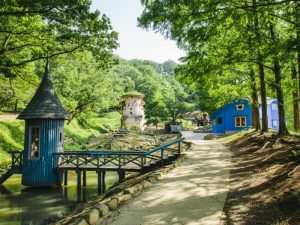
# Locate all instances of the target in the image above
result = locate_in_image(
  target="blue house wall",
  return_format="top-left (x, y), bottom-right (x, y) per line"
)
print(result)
top-left (211, 99), bottom-right (252, 134)
top-left (22, 119), bottom-right (64, 186)
top-left (259, 99), bottom-right (279, 131)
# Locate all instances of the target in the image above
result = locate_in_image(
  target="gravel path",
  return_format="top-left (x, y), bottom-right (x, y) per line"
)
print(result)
top-left (107, 131), bottom-right (231, 225)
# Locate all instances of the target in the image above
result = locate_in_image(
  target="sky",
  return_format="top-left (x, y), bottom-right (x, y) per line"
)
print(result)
top-left (91, 0), bottom-right (185, 63)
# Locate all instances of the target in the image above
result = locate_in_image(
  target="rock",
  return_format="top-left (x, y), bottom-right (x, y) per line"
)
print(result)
top-left (147, 177), bottom-right (157, 183)
top-left (83, 208), bottom-right (99, 225)
top-left (294, 144), bottom-right (300, 150)
top-left (142, 180), bottom-right (151, 188)
top-left (124, 187), bottom-right (137, 195)
top-left (69, 218), bottom-right (89, 225)
top-left (94, 217), bottom-right (106, 225)
top-left (95, 203), bottom-right (109, 217)
top-left (117, 194), bottom-right (132, 203)
top-left (136, 184), bottom-right (143, 191)
top-left (106, 199), bottom-right (118, 210)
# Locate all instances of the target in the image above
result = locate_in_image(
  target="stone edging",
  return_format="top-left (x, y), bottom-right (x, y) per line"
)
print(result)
top-left (60, 154), bottom-right (188, 225)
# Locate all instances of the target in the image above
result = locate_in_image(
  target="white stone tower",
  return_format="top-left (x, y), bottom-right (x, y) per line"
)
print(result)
top-left (121, 91), bottom-right (146, 131)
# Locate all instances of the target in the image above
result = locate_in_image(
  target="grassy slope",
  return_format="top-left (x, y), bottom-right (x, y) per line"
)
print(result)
top-left (0, 112), bottom-right (121, 167)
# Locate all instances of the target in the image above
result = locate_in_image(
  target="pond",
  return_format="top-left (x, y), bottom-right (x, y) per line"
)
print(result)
top-left (0, 171), bottom-right (118, 225)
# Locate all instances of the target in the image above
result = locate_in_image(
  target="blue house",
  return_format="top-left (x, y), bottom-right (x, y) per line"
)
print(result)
top-left (259, 99), bottom-right (280, 131)
top-left (211, 99), bottom-right (252, 134)
top-left (16, 59), bottom-right (70, 186)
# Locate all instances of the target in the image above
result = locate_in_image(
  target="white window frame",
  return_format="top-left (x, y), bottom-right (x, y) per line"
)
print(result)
top-left (271, 103), bottom-right (278, 111)
top-left (28, 125), bottom-right (40, 160)
top-left (272, 120), bottom-right (278, 127)
top-left (235, 116), bottom-right (247, 127)
top-left (236, 104), bottom-right (244, 111)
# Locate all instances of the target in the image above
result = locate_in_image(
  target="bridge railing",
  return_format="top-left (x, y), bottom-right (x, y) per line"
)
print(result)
top-left (54, 137), bottom-right (185, 171)
top-left (9, 151), bottom-right (23, 168)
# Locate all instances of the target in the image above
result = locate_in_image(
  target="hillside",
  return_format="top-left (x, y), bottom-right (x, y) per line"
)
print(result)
top-left (221, 131), bottom-right (300, 224)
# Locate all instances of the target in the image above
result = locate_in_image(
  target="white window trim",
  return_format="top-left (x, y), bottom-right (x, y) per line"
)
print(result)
top-left (236, 104), bottom-right (244, 111)
top-left (58, 126), bottom-right (64, 152)
top-left (28, 125), bottom-right (41, 160)
top-left (271, 103), bottom-right (278, 111)
top-left (235, 116), bottom-right (247, 127)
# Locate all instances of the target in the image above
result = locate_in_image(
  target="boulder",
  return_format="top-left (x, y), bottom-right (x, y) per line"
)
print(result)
top-left (95, 203), bottom-right (109, 217)
top-left (147, 177), bottom-right (157, 184)
top-left (83, 208), bottom-right (99, 225)
top-left (94, 217), bottom-right (106, 225)
top-left (106, 199), bottom-right (118, 210)
top-left (124, 187), bottom-right (137, 195)
top-left (142, 180), bottom-right (151, 188)
top-left (69, 218), bottom-right (89, 225)
top-left (117, 194), bottom-right (132, 203)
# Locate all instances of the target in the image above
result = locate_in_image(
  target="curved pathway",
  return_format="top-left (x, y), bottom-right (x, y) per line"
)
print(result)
top-left (108, 131), bottom-right (231, 225)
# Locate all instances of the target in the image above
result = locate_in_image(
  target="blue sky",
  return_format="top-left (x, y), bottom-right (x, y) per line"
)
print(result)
top-left (91, 0), bottom-right (185, 63)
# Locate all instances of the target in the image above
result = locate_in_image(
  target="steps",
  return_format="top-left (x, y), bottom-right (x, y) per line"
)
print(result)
top-left (0, 170), bottom-right (12, 184)
top-left (105, 129), bottom-right (129, 149)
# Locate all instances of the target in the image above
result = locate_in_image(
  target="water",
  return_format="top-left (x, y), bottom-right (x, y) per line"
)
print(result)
top-left (0, 172), bottom-right (118, 225)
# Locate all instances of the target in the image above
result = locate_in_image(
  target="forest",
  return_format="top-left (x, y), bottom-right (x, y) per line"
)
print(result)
top-left (139, 0), bottom-right (300, 136)
top-left (0, 1), bottom-right (194, 128)
top-left (2, 1), bottom-right (299, 138)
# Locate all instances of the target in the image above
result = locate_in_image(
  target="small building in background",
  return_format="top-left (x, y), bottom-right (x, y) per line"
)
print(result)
top-left (121, 91), bottom-right (146, 131)
top-left (211, 99), bottom-right (252, 134)
top-left (259, 98), bottom-right (280, 131)
top-left (17, 60), bottom-right (70, 187)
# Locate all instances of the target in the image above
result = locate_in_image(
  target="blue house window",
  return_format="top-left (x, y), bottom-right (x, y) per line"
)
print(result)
top-left (29, 126), bottom-right (40, 159)
top-left (236, 104), bottom-right (244, 110)
top-left (235, 116), bottom-right (246, 127)
top-left (271, 103), bottom-right (278, 111)
top-left (218, 117), bottom-right (223, 124)
top-left (272, 120), bottom-right (278, 127)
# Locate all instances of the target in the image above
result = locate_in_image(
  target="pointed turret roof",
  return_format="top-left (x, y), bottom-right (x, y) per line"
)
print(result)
top-left (17, 59), bottom-right (70, 120)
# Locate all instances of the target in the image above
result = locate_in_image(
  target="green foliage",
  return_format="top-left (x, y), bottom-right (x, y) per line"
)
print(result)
top-left (139, 0), bottom-right (300, 134)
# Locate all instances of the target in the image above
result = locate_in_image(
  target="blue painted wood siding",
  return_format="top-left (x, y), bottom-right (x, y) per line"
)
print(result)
top-left (22, 119), bottom-right (64, 186)
top-left (211, 99), bottom-right (252, 133)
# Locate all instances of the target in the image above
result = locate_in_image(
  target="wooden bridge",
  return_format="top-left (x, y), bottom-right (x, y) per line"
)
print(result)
top-left (3, 137), bottom-right (185, 194)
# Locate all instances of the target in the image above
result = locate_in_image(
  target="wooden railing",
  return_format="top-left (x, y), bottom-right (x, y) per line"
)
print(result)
top-left (54, 137), bottom-right (185, 171)
top-left (9, 151), bottom-right (23, 168)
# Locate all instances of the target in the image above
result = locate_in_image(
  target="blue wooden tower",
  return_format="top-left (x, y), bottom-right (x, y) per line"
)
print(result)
top-left (17, 59), bottom-right (70, 187)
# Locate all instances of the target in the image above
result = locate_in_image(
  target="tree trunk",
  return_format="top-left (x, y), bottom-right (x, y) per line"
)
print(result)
top-left (292, 64), bottom-right (299, 131)
top-left (258, 56), bottom-right (268, 132)
top-left (249, 68), bottom-right (261, 131)
top-left (273, 59), bottom-right (289, 136)
top-left (270, 24), bottom-right (289, 136)
top-left (13, 99), bottom-right (18, 112)
top-left (252, 0), bottom-right (268, 132)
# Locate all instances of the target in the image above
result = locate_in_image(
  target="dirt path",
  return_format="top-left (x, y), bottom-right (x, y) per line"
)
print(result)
top-left (107, 131), bottom-right (231, 225)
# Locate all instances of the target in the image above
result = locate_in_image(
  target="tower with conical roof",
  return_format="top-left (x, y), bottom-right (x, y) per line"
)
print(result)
top-left (17, 59), bottom-right (70, 187)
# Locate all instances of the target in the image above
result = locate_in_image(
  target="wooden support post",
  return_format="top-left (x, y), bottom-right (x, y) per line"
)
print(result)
top-left (118, 171), bottom-right (125, 183)
top-left (77, 170), bottom-right (81, 190)
top-left (83, 171), bottom-right (87, 187)
top-left (161, 150), bottom-right (164, 165)
top-left (97, 170), bottom-right (102, 195)
top-left (102, 171), bottom-right (106, 191)
top-left (64, 170), bottom-right (68, 186)
top-left (178, 142), bottom-right (181, 155)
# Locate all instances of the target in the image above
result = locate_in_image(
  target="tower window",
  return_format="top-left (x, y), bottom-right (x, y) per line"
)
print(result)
top-left (29, 126), bottom-right (40, 159)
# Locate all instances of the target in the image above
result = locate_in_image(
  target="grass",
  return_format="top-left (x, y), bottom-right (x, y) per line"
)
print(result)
top-left (219, 129), bottom-right (255, 142)
top-left (0, 111), bottom-right (121, 167)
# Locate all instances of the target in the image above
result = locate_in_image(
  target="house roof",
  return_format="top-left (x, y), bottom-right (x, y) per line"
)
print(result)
top-left (122, 91), bottom-right (144, 98)
top-left (211, 98), bottom-right (249, 120)
top-left (17, 60), bottom-right (70, 120)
